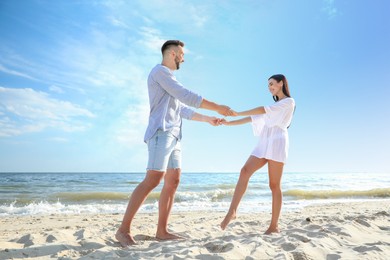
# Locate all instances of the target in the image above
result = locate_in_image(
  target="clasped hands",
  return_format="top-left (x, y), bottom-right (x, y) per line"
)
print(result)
top-left (209, 105), bottom-right (237, 126)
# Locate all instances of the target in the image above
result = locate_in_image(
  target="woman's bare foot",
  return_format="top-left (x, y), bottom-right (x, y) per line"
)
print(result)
top-left (264, 226), bottom-right (280, 235)
top-left (115, 230), bottom-right (136, 247)
top-left (220, 212), bottom-right (236, 230)
top-left (156, 231), bottom-right (184, 241)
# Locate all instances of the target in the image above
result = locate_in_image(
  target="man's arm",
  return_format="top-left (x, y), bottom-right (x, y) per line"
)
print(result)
top-left (191, 112), bottom-right (220, 126)
top-left (200, 98), bottom-right (234, 117)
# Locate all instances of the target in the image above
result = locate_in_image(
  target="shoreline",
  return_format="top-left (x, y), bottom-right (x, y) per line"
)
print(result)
top-left (2, 198), bottom-right (389, 217)
top-left (1, 200), bottom-right (389, 259)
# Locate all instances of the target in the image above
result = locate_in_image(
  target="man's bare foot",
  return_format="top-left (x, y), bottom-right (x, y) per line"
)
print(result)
top-left (264, 227), bottom-right (280, 235)
top-left (220, 212), bottom-right (236, 230)
top-left (156, 231), bottom-right (184, 241)
top-left (115, 230), bottom-right (136, 247)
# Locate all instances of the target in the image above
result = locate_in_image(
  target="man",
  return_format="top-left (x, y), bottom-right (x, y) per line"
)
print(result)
top-left (116, 40), bottom-right (233, 246)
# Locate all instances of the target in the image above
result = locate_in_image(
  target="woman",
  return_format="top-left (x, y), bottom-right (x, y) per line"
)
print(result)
top-left (220, 74), bottom-right (295, 234)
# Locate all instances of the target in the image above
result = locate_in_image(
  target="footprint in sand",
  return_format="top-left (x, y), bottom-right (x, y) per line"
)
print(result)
top-left (15, 234), bottom-right (35, 248)
top-left (326, 253), bottom-right (341, 260)
top-left (288, 233), bottom-right (311, 243)
top-left (74, 229), bottom-right (85, 240)
top-left (354, 218), bottom-right (371, 227)
top-left (219, 235), bottom-right (236, 242)
top-left (378, 226), bottom-right (390, 231)
top-left (290, 251), bottom-right (314, 260)
top-left (46, 234), bottom-right (57, 243)
top-left (353, 245), bottom-right (382, 253)
top-left (281, 242), bottom-right (296, 251)
top-left (79, 240), bottom-right (105, 250)
top-left (375, 211), bottom-right (390, 217)
top-left (204, 241), bottom-right (234, 253)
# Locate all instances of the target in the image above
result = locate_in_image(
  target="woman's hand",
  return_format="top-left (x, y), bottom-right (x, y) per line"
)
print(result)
top-left (208, 116), bottom-right (221, 126)
top-left (219, 118), bottom-right (231, 125)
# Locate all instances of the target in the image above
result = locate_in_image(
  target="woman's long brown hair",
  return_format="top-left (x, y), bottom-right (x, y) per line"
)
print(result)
top-left (269, 74), bottom-right (291, 102)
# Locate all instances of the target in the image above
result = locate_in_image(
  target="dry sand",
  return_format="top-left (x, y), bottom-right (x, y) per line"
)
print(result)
top-left (1, 200), bottom-right (389, 259)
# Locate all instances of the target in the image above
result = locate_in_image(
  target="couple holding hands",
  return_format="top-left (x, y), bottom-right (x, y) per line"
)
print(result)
top-left (116, 40), bottom-right (295, 246)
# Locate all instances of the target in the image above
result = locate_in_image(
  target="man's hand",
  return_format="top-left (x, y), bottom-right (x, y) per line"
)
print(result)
top-left (208, 116), bottom-right (220, 126)
top-left (219, 118), bottom-right (228, 125)
top-left (200, 99), bottom-right (237, 116)
top-left (217, 105), bottom-right (237, 117)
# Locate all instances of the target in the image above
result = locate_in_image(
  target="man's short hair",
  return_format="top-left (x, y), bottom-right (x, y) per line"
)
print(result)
top-left (161, 40), bottom-right (184, 54)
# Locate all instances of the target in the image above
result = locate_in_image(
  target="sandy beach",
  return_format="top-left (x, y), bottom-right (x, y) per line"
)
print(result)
top-left (1, 200), bottom-right (389, 260)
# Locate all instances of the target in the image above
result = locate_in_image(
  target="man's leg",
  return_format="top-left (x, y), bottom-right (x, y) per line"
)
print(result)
top-left (156, 168), bottom-right (182, 240)
top-left (116, 170), bottom-right (165, 246)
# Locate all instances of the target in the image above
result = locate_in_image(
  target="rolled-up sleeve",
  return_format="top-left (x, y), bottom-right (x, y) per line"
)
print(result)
top-left (179, 104), bottom-right (195, 120)
top-left (156, 67), bottom-right (203, 108)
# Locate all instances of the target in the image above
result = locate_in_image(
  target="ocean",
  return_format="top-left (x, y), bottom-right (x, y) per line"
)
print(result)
top-left (0, 172), bottom-right (389, 216)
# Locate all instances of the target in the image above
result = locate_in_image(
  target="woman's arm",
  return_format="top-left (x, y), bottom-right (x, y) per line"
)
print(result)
top-left (235, 106), bottom-right (266, 116)
top-left (221, 116), bottom-right (251, 126)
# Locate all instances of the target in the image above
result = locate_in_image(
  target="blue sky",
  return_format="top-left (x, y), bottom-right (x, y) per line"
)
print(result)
top-left (1, 0), bottom-right (389, 173)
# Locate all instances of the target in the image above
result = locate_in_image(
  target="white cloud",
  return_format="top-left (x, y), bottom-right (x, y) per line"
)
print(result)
top-left (136, 0), bottom-right (210, 29)
top-left (323, 0), bottom-right (338, 19)
top-left (49, 85), bottom-right (64, 94)
top-left (0, 64), bottom-right (38, 81)
top-left (0, 2), bottom-right (187, 146)
top-left (0, 86), bottom-right (95, 137)
top-left (0, 26), bottom-right (152, 143)
top-left (138, 27), bottom-right (166, 54)
top-left (103, 0), bottom-right (210, 34)
top-left (188, 4), bottom-right (208, 28)
top-left (0, 47), bottom-right (86, 94)
top-left (107, 16), bottom-right (130, 29)
top-left (115, 103), bottom-right (149, 146)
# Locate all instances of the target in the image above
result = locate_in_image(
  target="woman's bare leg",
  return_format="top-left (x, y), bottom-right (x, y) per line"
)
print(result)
top-left (265, 160), bottom-right (284, 234)
top-left (220, 156), bottom-right (267, 230)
